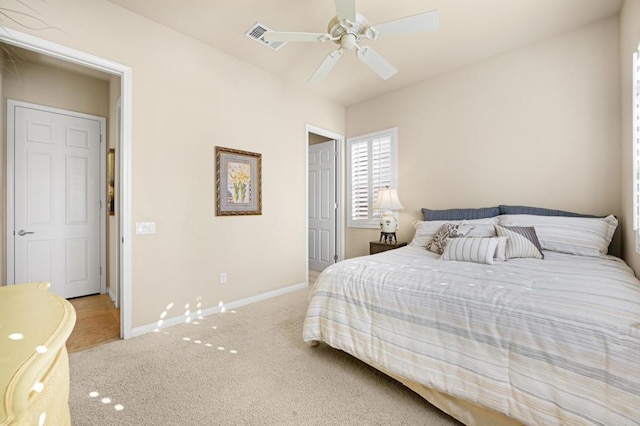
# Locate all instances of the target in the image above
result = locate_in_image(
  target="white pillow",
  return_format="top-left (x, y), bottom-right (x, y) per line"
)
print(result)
top-left (494, 236), bottom-right (508, 261)
top-left (441, 237), bottom-right (500, 265)
top-left (498, 214), bottom-right (617, 257)
top-left (410, 217), bottom-right (499, 248)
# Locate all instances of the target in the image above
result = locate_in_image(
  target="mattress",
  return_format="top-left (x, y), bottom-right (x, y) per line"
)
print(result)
top-left (303, 246), bottom-right (640, 425)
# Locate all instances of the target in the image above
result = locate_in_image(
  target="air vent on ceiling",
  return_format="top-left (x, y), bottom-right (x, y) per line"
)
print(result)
top-left (245, 23), bottom-right (287, 51)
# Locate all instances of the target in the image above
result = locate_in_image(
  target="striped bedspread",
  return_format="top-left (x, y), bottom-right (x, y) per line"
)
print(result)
top-left (302, 246), bottom-right (640, 425)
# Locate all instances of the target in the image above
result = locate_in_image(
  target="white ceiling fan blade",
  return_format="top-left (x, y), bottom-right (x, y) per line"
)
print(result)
top-left (335, 0), bottom-right (356, 22)
top-left (372, 10), bottom-right (439, 37)
top-left (356, 46), bottom-right (397, 80)
top-left (263, 31), bottom-right (329, 43)
top-left (309, 49), bottom-right (343, 83)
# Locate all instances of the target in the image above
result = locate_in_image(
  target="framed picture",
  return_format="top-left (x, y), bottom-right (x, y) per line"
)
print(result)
top-left (107, 148), bottom-right (115, 216)
top-left (215, 146), bottom-right (262, 216)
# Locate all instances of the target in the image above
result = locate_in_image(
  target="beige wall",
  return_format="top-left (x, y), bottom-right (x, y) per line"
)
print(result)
top-left (345, 17), bottom-right (621, 259)
top-left (309, 132), bottom-right (333, 146)
top-left (2, 60), bottom-right (109, 117)
top-left (1, 0), bottom-right (345, 328)
top-left (620, 0), bottom-right (640, 274)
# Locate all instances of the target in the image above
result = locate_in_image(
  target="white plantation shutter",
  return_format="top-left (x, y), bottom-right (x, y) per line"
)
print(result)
top-left (634, 48), bottom-right (640, 251)
top-left (347, 128), bottom-right (398, 228)
top-left (350, 140), bottom-right (369, 221)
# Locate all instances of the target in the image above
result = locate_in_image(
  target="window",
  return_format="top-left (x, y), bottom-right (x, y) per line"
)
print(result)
top-left (634, 47), bottom-right (640, 252)
top-left (347, 127), bottom-right (398, 228)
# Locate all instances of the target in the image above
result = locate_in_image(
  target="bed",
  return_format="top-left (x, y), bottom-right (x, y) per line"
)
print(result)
top-left (303, 208), bottom-right (640, 425)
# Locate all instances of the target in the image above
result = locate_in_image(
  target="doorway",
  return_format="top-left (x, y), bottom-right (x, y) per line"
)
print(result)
top-left (7, 100), bottom-right (105, 298)
top-left (308, 137), bottom-right (336, 271)
top-left (306, 125), bottom-right (344, 277)
top-left (0, 27), bottom-right (133, 338)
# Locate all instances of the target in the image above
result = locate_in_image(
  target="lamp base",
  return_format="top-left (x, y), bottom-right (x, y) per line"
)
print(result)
top-left (380, 211), bottom-right (398, 233)
top-left (379, 232), bottom-right (397, 244)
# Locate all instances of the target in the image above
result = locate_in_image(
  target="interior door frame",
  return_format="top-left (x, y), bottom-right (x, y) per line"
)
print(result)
top-left (112, 97), bottom-right (122, 310)
top-left (305, 124), bottom-right (345, 282)
top-left (6, 100), bottom-right (107, 295)
top-left (0, 26), bottom-right (134, 339)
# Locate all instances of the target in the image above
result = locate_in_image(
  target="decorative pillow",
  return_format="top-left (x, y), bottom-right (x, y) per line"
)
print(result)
top-left (495, 225), bottom-right (544, 259)
top-left (498, 214), bottom-right (617, 257)
top-left (441, 237), bottom-right (500, 265)
top-left (494, 236), bottom-right (508, 262)
top-left (422, 206), bottom-right (500, 221)
top-left (426, 223), bottom-right (472, 254)
top-left (410, 217), bottom-right (499, 248)
top-left (498, 205), bottom-right (597, 218)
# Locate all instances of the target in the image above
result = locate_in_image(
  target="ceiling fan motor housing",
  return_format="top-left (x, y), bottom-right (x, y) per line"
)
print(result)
top-left (328, 13), bottom-right (371, 48)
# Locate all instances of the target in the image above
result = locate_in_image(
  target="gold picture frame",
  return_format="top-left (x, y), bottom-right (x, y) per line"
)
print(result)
top-left (107, 148), bottom-right (115, 216)
top-left (215, 146), bottom-right (262, 216)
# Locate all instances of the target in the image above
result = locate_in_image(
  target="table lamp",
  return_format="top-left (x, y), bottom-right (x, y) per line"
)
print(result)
top-left (372, 186), bottom-right (404, 243)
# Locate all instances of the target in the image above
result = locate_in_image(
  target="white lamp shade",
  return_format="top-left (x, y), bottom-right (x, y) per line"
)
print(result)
top-left (373, 187), bottom-right (404, 210)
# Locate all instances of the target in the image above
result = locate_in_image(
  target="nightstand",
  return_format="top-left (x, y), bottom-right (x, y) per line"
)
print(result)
top-left (370, 241), bottom-right (408, 255)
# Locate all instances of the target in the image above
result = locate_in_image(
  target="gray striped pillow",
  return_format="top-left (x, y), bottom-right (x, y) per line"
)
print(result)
top-left (495, 225), bottom-right (544, 259)
top-left (441, 237), bottom-right (500, 265)
top-left (497, 214), bottom-right (617, 257)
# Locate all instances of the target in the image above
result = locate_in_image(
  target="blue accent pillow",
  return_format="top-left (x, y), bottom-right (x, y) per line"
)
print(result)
top-left (421, 206), bottom-right (500, 221)
top-left (498, 205), bottom-right (597, 218)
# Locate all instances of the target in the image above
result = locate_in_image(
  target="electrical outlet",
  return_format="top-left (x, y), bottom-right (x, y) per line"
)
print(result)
top-left (220, 273), bottom-right (227, 284)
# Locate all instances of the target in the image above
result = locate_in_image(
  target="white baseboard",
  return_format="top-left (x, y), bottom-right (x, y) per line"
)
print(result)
top-left (108, 287), bottom-right (116, 303)
top-left (130, 282), bottom-right (307, 338)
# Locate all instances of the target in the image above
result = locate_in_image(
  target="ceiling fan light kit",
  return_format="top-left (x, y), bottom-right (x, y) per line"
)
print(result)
top-left (260, 0), bottom-right (438, 83)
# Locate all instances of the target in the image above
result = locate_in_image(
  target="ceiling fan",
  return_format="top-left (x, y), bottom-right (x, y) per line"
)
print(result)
top-left (263, 0), bottom-right (438, 83)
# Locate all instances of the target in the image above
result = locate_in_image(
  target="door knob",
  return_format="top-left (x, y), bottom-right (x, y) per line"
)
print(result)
top-left (17, 230), bottom-right (34, 236)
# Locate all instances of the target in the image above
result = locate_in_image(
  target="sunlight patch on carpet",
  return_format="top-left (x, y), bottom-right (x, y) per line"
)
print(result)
top-left (88, 390), bottom-right (125, 412)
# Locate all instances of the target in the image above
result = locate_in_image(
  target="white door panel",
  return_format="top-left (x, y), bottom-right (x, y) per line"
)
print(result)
top-left (319, 229), bottom-right (331, 263)
top-left (308, 140), bottom-right (336, 271)
top-left (13, 103), bottom-right (102, 298)
top-left (308, 229), bottom-right (317, 260)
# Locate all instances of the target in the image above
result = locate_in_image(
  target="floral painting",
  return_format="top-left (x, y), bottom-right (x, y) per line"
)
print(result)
top-left (215, 147), bottom-right (262, 215)
top-left (227, 161), bottom-right (251, 204)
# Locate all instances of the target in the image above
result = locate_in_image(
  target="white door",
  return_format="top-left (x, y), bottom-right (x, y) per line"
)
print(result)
top-left (308, 140), bottom-right (336, 271)
top-left (10, 101), bottom-right (104, 298)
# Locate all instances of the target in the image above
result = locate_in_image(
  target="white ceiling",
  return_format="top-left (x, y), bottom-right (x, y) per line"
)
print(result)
top-left (107, 0), bottom-right (622, 106)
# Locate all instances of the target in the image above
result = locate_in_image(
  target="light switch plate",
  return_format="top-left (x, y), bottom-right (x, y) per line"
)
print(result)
top-left (135, 222), bottom-right (156, 235)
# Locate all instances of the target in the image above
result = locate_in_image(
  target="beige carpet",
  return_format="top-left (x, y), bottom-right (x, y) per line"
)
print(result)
top-left (69, 288), bottom-right (461, 425)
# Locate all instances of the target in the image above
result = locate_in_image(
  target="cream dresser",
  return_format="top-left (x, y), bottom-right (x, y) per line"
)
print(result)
top-left (0, 282), bottom-right (76, 426)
